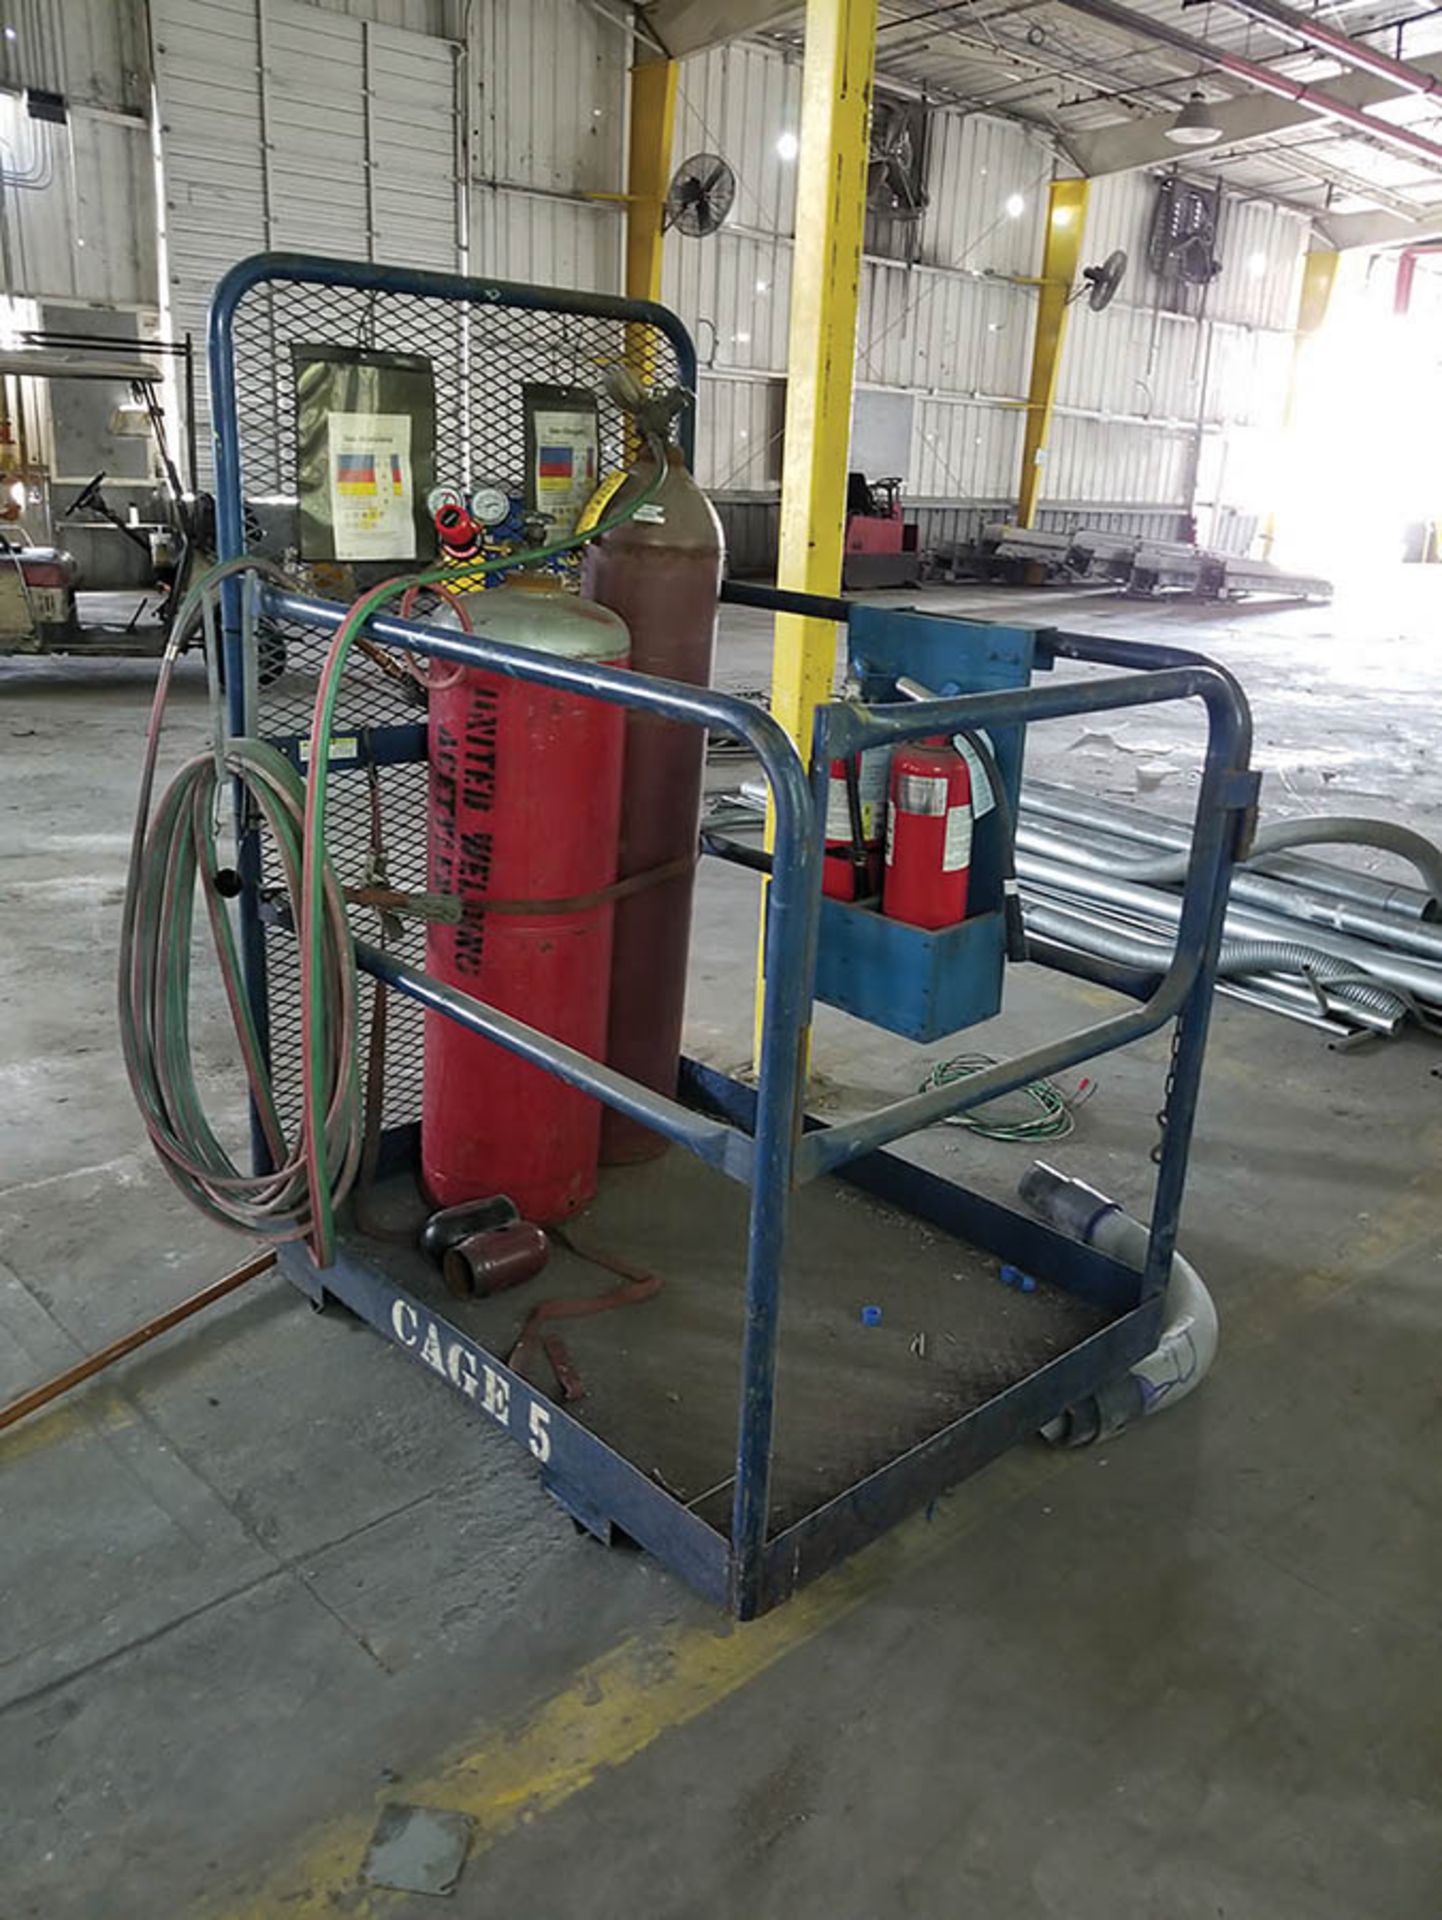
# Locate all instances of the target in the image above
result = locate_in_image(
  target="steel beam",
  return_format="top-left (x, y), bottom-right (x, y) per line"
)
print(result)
top-left (756, 0), bottom-right (877, 1055)
top-left (1016, 177), bottom-right (1089, 531)
top-left (624, 56), bottom-right (677, 308)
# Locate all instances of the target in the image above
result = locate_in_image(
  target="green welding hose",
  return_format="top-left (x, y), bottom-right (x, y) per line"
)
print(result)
top-left (118, 551), bottom-right (364, 1239)
top-left (121, 439), bottom-right (671, 1267)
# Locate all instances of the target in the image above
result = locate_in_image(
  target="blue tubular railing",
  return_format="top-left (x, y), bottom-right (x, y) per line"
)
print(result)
top-left (259, 587), bottom-right (820, 1614)
top-left (797, 662), bottom-right (1254, 1186)
top-left (209, 256), bottom-right (1256, 1618)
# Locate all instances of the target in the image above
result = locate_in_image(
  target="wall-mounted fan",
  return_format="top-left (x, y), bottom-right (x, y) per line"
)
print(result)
top-left (665, 153), bottom-right (736, 237)
top-left (1149, 177), bottom-right (1223, 287)
top-left (1076, 248), bottom-right (1128, 310)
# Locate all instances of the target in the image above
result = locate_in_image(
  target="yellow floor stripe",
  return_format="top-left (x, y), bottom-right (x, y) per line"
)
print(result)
top-left (211, 1449), bottom-right (1055, 1920)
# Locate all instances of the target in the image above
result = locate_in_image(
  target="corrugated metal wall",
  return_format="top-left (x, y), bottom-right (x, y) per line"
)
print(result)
top-left (0, 0), bottom-right (154, 308)
top-left (468, 0), bottom-right (625, 289)
top-left (152, 0), bottom-right (462, 474)
top-left (8, 3), bottom-right (1311, 552)
top-left (668, 37), bottom-right (1310, 556)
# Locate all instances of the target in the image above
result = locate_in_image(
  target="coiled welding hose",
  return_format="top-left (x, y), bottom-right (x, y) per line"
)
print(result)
top-left (121, 441), bottom-right (670, 1269)
top-left (119, 558), bottom-right (365, 1242)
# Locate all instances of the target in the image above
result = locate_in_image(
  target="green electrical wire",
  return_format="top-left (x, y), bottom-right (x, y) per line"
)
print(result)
top-left (918, 1051), bottom-right (1079, 1144)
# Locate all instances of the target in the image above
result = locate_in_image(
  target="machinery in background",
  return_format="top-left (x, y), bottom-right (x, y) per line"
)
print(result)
top-left (0, 541), bottom-right (80, 650)
top-left (941, 520), bottom-right (1333, 603)
top-left (842, 471), bottom-right (921, 589)
top-left (0, 334), bottom-right (196, 655)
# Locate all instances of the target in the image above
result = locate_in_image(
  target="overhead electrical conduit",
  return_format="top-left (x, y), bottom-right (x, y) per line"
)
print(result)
top-left (1020, 1163), bottom-right (1219, 1446)
top-left (1055, 0), bottom-right (1442, 172)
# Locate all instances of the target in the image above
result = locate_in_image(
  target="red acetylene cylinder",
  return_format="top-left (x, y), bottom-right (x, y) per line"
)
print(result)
top-left (580, 442), bottom-right (723, 1163)
top-left (822, 746), bottom-right (892, 901)
top-left (422, 576), bottom-right (630, 1222)
top-left (882, 745), bottom-right (973, 930)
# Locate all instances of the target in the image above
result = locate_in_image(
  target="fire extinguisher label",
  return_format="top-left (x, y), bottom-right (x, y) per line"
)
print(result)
top-left (826, 748), bottom-right (893, 842)
top-left (942, 804), bottom-right (973, 872)
top-left (896, 772), bottom-right (949, 816)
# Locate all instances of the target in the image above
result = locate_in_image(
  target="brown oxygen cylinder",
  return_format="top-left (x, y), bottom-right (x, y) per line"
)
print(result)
top-left (581, 443), bottom-right (723, 1162)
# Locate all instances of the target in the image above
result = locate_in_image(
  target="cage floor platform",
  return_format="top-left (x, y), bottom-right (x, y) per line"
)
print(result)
top-left (346, 1148), bottom-right (1109, 1539)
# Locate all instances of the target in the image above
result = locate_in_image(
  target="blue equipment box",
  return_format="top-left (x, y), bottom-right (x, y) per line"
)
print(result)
top-left (811, 607), bottom-right (1033, 1041)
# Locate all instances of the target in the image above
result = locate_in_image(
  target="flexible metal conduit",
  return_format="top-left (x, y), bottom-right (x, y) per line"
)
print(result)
top-left (1025, 780), bottom-right (1438, 921)
top-left (1021, 846), bottom-right (1442, 1006)
top-left (1020, 1164), bottom-right (1218, 1446)
top-left (1025, 898), bottom-right (1409, 1030)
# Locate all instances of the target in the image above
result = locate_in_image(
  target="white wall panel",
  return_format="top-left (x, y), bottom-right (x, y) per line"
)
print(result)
top-left (919, 111), bottom-right (1049, 278)
top-left (472, 190), bottom-right (621, 291)
top-left (0, 107), bottom-right (156, 307)
top-left (153, 0), bottom-right (461, 473)
top-left (0, 0), bottom-right (148, 110)
top-left (1046, 414), bottom-right (1191, 505)
top-left (672, 41), bottom-right (801, 240)
top-left (857, 262), bottom-right (1032, 396)
top-left (912, 397), bottom-right (1022, 499)
top-left (473, 0), bottom-right (624, 194)
top-left (695, 375), bottom-right (783, 492)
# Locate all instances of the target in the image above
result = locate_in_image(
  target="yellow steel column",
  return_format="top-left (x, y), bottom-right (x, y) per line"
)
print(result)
top-left (624, 56), bottom-right (677, 306)
top-left (1261, 248), bottom-right (1338, 557)
top-left (1015, 176), bottom-right (1089, 530)
top-left (755, 0), bottom-right (877, 1055)
top-left (770, 0), bottom-right (877, 750)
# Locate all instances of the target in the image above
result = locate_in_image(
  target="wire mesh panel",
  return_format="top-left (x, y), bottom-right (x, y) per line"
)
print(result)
top-left (214, 260), bottom-right (692, 1138)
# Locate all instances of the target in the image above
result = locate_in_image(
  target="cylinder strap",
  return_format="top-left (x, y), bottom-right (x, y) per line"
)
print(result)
top-left (461, 851), bottom-right (697, 919)
top-left (508, 1227), bottom-right (664, 1404)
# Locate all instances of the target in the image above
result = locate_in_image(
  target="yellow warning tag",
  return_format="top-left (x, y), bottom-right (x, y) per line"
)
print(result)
top-left (575, 471), bottom-right (627, 536)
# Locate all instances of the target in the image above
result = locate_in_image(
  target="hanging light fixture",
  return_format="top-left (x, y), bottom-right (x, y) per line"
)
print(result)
top-left (1166, 90), bottom-right (1225, 145)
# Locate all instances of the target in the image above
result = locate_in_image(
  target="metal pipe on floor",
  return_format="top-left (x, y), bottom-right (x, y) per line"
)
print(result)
top-left (1019, 850), bottom-right (1442, 1004)
top-left (0, 1252), bottom-right (276, 1436)
top-left (1023, 780), bottom-right (1438, 920)
top-left (1017, 816), bottom-right (1442, 961)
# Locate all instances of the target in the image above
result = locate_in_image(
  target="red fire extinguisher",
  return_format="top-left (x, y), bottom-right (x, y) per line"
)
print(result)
top-left (882, 744), bottom-right (972, 930)
top-left (823, 746), bottom-right (892, 901)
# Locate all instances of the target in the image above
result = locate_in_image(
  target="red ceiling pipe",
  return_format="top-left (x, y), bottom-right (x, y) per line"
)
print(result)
top-left (1209, 0), bottom-right (1442, 103)
top-left (1395, 243), bottom-right (1442, 315)
top-left (1056, 0), bottom-right (1442, 171)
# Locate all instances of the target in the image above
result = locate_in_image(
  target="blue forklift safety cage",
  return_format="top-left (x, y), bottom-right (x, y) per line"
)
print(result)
top-left (210, 254), bottom-right (1257, 1618)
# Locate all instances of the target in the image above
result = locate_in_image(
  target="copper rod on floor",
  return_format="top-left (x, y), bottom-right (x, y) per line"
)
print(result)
top-left (0, 1250), bottom-right (277, 1435)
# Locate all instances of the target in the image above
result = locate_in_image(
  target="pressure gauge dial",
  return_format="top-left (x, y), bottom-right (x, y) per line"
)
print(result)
top-left (470, 485), bottom-right (511, 528)
top-left (426, 484), bottom-right (464, 518)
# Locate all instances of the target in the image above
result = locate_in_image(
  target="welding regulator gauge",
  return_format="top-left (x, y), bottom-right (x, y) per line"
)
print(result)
top-left (426, 484), bottom-right (465, 519)
top-left (470, 484), bottom-right (512, 529)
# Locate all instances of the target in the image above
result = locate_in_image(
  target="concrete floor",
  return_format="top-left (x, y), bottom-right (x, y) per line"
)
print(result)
top-left (3, 574), bottom-right (1441, 1917)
